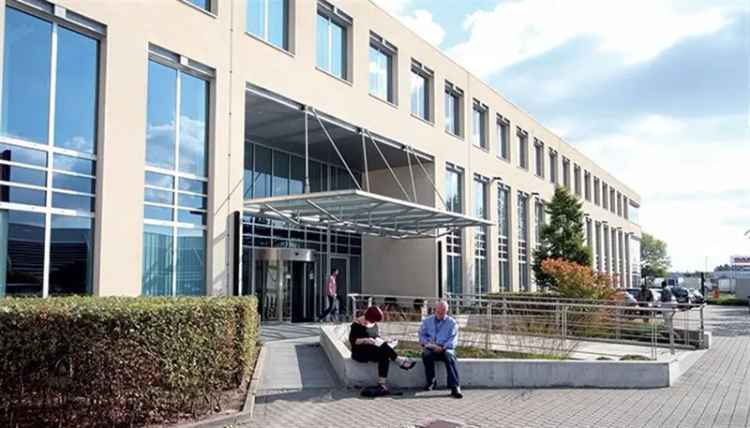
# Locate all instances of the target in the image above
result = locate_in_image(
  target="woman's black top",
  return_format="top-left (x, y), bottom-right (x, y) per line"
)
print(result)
top-left (349, 321), bottom-right (378, 358)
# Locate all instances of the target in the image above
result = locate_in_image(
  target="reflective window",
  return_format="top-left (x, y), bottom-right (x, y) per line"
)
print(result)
top-left (243, 143), bottom-right (254, 198)
top-left (444, 86), bottom-right (461, 136)
top-left (290, 155), bottom-right (304, 195)
top-left (0, 143), bottom-right (47, 167)
top-left (52, 192), bottom-right (94, 211)
top-left (472, 102), bottom-right (487, 149)
top-left (176, 228), bottom-right (205, 295)
top-left (445, 165), bottom-right (463, 214)
top-left (629, 201), bottom-right (640, 225)
top-left (146, 61), bottom-right (177, 170)
top-left (54, 27), bottom-right (98, 154)
top-left (549, 150), bottom-right (558, 184)
top-left (445, 164), bottom-right (463, 295)
top-left (142, 224), bottom-right (174, 295)
top-left (0, 186), bottom-right (46, 206)
top-left (179, 73), bottom-right (208, 176)
top-left (1, 8), bottom-right (51, 144)
top-left (54, 154), bottom-right (95, 175)
top-left (497, 185), bottom-right (511, 291)
top-left (411, 68), bottom-right (429, 121)
top-left (178, 177), bottom-right (207, 194)
top-left (49, 215), bottom-right (93, 295)
top-left (272, 151), bottom-right (289, 196)
top-left (517, 192), bottom-right (529, 291)
top-left (146, 171), bottom-right (174, 189)
top-left (247, 0), bottom-right (289, 50)
top-left (473, 177), bottom-right (488, 294)
top-left (145, 187), bottom-right (173, 205)
top-left (316, 11), bottom-right (347, 80)
top-left (534, 140), bottom-right (544, 177)
top-left (53, 173), bottom-right (95, 194)
top-left (186, 0), bottom-right (211, 11)
top-left (497, 119), bottom-right (510, 161)
top-left (254, 145), bottom-right (272, 198)
top-left (369, 45), bottom-right (392, 102)
top-left (1, 165), bottom-right (46, 186)
top-left (0, 210), bottom-right (45, 296)
top-left (144, 205), bottom-right (173, 221)
top-left (517, 129), bottom-right (528, 169)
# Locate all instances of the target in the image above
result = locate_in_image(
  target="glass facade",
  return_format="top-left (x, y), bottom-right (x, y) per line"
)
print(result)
top-left (497, 184), bottom-right (510, 291)
top-left (369, 45), bottom-right (392, 102)
top-left (247, 0), bottom-right (288, 50)
top-left (143, 58), bottom-right (209, 296)
top-left (445, 165), bottom-right (463, 294)
top-left (0, 7), bottom-right (98, 297)
top-left (316, 10), bottom-right (347, 80)
top-left (517, 192), bottom-right (529, 291)
top-left (473, 177), bottom-right (488, 294)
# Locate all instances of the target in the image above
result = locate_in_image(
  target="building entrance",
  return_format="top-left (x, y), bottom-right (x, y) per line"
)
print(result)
top-left (253, 248), bottom-right (316, 322)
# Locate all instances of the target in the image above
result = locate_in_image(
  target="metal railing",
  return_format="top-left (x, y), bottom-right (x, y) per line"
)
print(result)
top-left (347, 293), bottom-right (706, 360)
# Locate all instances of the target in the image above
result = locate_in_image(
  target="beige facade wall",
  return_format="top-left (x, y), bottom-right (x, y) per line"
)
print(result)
top-left (0, 0), bottom-right (641, 297)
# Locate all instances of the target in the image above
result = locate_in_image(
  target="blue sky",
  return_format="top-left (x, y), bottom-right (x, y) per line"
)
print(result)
top-left (375, 0), bottom-right (750, 271)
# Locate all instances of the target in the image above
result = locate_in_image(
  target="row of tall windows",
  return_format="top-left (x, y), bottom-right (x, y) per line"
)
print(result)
top-left (497, 185), bottom-right (511, 291)
top-left (517, 192), bottom-right (529, 291)
top-left (0, 6), bottom-right (99, 297)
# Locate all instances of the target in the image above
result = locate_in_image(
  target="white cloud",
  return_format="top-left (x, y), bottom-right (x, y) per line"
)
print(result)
top-left (572, 114), bottom-right (750, 270)
top-left (449, 0), bottom-right (733, 78)
top-left (372, 0), bottom-right (446, 47)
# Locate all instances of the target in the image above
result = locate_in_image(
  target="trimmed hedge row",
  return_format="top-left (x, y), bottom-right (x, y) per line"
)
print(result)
top-left (0, 296), bottom-right (259, 427)
top-left (706, 297), bottom-right (749, 306)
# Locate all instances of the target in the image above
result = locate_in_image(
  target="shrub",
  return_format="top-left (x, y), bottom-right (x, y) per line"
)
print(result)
top-left (541, 258), bottom-right (614, 300)
top-left (706, 297), bottom-right (748, 306)
top-left (0, 296), bottom-right (259, 427)
top-left (620, 354), bottom-right (651, 361)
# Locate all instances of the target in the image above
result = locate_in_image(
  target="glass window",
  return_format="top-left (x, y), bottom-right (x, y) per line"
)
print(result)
top-left (0, 142), bottom-right (47, 167)
top-left (272, 151), bottom-right (289, 196)
top-left (629, 201), bottom-right (640, 225)
top-left (534, 141), bottom-right (544, 177)
top-left (411, 69), bottom-right (429, 120)
top-left (146, 61), bottom-right (177, 170)
top-left (563, 158), bottom-right (571, 189)
top-left (145, 205), bottom-right (173, 221)
top-left (49, 215), bottom-right (93, 295)
top-left (244, 143), bottom-right (254, 198)
top-left (176, 228), bottom-right (205, 295)
top-left (517, 129), bottom-right (528, 169)
top-left (254, 145), bottom-right (272, 198)
top-left (1, 164), bottom-right (47, 187)
top-left (178, 73), bottom-right (208, 177)
top-left (186, 0), bottom-right (210, 11)
top-left (369, 45), bottom-right (392, 102)
top-left (52, 192), bottom-right (94, 211)
top-left (290, 155), bottom-right (304, 195)
top-left (584, 171), bottom-right (591, 201)
top-left (445, 89), bottom-right (460, 136)
top-left (316, 12), bottom-right (347, 80)
top-left (53, 172), bottom-right (94, 193)
top-left (54, 154), bottom-right (95, 176)
top-left (0, 210), bottom-right (45, 296)
top-left (54, 27), bottom-right (98, 154)
top-left (474, 178), bottom-right (487, 219)
top-left (146, 171), bottom-right (174, 189)
top-left (178, 193), bottom-right (206, 209)
top-left (517, 192), bottom-right (529, 291)
top-left (247, 0), bottom-right (288, 50)
top-left (472, 103), bottom-right (487, 149)
top-left (473, 178), bottom-right (488, 294)
top-left (0, 185), bottom-right (46, 206)
top-left (178, 177), bottom-right (207, 194)
top-left (1, 8), bottom-right (52, 144)
top-left (178, 209), bottom-right (205, 226)
top-left (145, 187), bottom-right (173, 205)
top-left (497, 120), bottom-right (509, 160)
top-left (497, 185), bottom-right (511, 291)
top-left (574, 166), bottom-right (582, 196)
top-left (549, 150), bottom-right (558, 184)
top-left (445, 166), bottom-right (462, 214)
top-left (142, 224), bottom-right (173, 295)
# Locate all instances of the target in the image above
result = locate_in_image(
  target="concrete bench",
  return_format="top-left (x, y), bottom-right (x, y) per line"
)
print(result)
top-left (319, 324), bottom-right (704, 388)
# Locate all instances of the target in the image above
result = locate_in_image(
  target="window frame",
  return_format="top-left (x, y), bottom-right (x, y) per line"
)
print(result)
top-left (316, 1), bottom-right (351, 81)
top-left (548, 148), bottom-right (558, 184)
top-left (534, 138), bottom-right (545, 178)
top-left (496, 115), bottom-right (510, 162)
top-left (246, 0), bottom-right (291, 52)
top-left (444, 81), bottom-right (463, 138)
top-left (472, 100), bottom-right (488, 150)
top-left (410, 59), bottom-right (433, 123)
top-left (517, 127), bottom-right (528, 170)
top-left (368, 32), bottom-right (397, 104)
top-left (584, 170), bottom-right (591, 201)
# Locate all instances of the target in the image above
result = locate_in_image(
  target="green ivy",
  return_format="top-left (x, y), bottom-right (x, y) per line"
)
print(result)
top-left (0, 296), bottom-right (258, 427)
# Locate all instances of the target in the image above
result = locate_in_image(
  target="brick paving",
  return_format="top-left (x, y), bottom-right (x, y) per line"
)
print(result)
top-left (249, 306), bottom-right (750, 428)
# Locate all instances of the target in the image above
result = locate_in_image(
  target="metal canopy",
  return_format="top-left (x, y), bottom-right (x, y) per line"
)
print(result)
top-left (244, 190), bottom-right (493, 239)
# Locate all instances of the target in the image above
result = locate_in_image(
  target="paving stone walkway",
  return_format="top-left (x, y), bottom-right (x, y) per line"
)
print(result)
top-left (250, 306), bottom-right (750, 428)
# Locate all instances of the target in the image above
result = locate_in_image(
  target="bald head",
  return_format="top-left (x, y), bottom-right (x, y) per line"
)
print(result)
top-left (435, 300), bottom-right (449, 320)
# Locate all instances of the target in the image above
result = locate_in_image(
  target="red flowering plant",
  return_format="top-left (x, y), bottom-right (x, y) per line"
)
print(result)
top-left (541, 258), bottom-right (614, 301)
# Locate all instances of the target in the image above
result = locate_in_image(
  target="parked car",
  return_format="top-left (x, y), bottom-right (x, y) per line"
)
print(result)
top-left (614, 289), bottom-right (638, 306)
top-left (688, 289), bottom-right (705, 305)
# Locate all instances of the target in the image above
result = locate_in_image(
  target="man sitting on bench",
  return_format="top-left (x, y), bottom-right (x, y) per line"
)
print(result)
top-left (419, 300), bottom-right (463, 399)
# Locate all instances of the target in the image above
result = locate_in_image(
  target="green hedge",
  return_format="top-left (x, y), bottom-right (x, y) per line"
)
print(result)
top-left (706, 295), bottom-right (749, 306)
top-left (0, 296), bottom-right (259, 427)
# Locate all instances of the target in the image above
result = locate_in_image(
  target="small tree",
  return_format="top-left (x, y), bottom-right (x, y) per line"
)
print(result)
top-left (640, 232), bottom-right (671, 279)
top-left (533, 186), bottom-right (592, 290)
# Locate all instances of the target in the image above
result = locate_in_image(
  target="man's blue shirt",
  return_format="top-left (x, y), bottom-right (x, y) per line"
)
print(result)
top-left (418, 315), bottom-right (458, 350)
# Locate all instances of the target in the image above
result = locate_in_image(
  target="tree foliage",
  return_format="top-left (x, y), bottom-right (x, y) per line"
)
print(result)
top-left (541, 258), bottom-right (614, 300)
top-left (533, 186), bottom-right (592, 289)
top-left (640, 232), bottom-right (671, 278)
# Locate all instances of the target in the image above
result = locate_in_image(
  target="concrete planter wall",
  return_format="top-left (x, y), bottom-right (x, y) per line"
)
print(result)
top-left (320, 325), bottom-right (705, 389)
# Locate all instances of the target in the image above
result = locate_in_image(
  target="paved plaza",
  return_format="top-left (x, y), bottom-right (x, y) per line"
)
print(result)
top-left (249, 306), bottom-right (750, 427)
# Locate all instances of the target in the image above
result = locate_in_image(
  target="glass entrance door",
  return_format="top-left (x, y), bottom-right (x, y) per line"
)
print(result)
top-left (249, 248), bottom-right (316, 322)
top-left (330, 256), bottom-right (349, 319)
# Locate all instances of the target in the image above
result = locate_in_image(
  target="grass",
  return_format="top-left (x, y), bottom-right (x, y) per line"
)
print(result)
top-left (395, 340), bottom-right (566, 360)
top-left (706, 293), bottom-right (748, 306)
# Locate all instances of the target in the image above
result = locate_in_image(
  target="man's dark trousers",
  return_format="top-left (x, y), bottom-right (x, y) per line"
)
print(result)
top-left (422, 348), bottom-right (460, 387)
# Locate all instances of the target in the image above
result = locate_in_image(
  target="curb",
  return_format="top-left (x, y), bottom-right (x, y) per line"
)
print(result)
top-left (174, 344), bottom-right (267, 428)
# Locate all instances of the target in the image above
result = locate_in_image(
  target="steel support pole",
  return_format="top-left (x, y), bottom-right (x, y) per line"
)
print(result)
top-left (304, 107), bottom-right (310, 193)
top-left (361, 130), bottom-right (370, 192)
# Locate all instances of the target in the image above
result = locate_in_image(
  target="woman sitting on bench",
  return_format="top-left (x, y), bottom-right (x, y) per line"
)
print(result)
top-left (349, 306), bottom-right (416, 394)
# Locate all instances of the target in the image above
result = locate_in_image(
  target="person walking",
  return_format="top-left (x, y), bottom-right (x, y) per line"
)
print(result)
top-left (419, 300), bottom-right (463, 399)
top-left (318, 269), bottom-right (339, 322)
top-left (661, 281), bottom-right (678, 343)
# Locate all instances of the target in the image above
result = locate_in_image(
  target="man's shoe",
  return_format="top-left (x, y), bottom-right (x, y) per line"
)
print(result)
top-left (450, 387), bottom-right (463, 399)
top-left (424, 380), bottom-right (437, 391)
